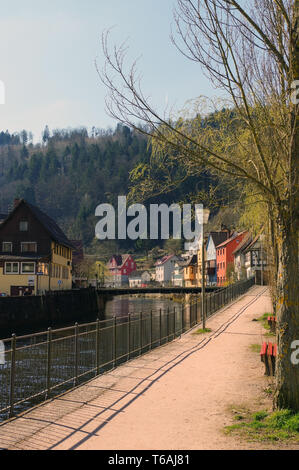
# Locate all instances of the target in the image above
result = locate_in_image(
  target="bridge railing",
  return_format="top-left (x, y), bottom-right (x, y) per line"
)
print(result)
top-left (0, 277), bottom-right (255, 422)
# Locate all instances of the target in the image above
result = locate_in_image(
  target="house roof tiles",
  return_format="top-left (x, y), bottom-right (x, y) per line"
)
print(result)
top-left (216, 231), bottom-right (248, 249)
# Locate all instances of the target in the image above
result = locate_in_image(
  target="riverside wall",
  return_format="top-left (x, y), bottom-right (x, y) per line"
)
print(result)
top-left (0, 288), bottom-right (108, 337)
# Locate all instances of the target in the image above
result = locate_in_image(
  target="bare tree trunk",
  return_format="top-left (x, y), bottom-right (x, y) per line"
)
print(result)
top-left (274, 0), bottom-right (299, 412)
top-left (275, 213), bottom-right (299, 410)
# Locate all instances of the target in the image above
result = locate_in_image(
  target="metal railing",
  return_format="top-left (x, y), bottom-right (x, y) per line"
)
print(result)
top-left (0, 277), bottom-right (255, 422)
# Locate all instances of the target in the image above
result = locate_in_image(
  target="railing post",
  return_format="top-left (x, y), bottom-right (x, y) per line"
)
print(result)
top-left (74, 323), bottom-right (79, 386)
top-left (9, 334), bottom-right (16, 419)
top-left (173, 307), bottom-right (176, 339)
top-left (150, 310), bottom-right (153, 350)
top-left (114, 316), bottom-right (117, 367)
top-left (96, 319), bottom-right (100, 375)
top-left (160, 308), bottom-right (162, 345)
top-left (128, 314), bottom-right (131, 361)
top-left (139, 312), bottom-right (142, 355)
top-left (167, 307), bottom-right (169, 342)
top-left (46, 327), bottom-right (52, 398)
top-left (181, 305), bottom-right (184, 337)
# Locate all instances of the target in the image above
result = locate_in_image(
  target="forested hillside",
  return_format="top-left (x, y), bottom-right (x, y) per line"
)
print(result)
top-left (0, 123), bottom-right (237, 254)
top-left (0, 125), bottom-right (150, 246)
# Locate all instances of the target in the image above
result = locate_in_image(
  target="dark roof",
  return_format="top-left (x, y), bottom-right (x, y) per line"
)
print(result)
top-left (208, 231), bottom-right (230, 249)
top-left (26, 202), bottom-right (75, 249)
top-left (0, 200), bottom-right (74, 249)
top-left (233, 233), bottom-right (252, 255)
top-left (155, 255), bottom-right (176, 266)
top-left (185, 255), bottom-right (198, 266)
top-left (108, 254), bottom-right (132, 268)
top-left (245, 233), bottom-right (263, 252)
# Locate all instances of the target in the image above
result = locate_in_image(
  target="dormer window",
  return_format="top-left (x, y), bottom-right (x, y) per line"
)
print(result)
top-left (19, 220), bottom-right (29, 232)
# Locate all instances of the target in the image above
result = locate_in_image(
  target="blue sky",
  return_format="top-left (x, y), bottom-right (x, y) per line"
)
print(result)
top-left (0, 0), bottom-right (216, 142)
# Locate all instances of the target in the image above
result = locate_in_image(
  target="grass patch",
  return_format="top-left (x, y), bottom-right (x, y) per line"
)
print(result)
top-left (263, 385), bottom-right (274, 397)
top-left (257, 313), bottom-right (271, 329)
top-left (225, 409), bottom-right (299, 443)
top-left (192, 328), bottom-right (212, 335)
top-left (250, 344), bottom-right (262, 353)
top-left (253, 313), bottom-right (276, 337)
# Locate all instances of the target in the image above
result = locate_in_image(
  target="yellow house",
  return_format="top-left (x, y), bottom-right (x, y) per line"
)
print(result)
top-left (195, 240), bottom-right (209, 288)
top-left (0, 199), bottom-right (73, 296)
top-left (183, 255), bottom-right (198, 287)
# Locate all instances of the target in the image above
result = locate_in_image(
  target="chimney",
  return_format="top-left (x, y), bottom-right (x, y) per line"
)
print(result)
top-left (13, 198), bottom-right (22, 208)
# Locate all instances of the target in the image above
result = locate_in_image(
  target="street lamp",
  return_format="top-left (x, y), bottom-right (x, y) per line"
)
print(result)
top-left (201, 208), bottom-right (210, 331)
top-left (259, 233), bottom-right (266, 286)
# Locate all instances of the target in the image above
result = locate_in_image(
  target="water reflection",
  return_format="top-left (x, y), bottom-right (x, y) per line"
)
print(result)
top-left (0, 341), bottom-right (4, 366)
top-left (105, 295), bottom-right (183, 319)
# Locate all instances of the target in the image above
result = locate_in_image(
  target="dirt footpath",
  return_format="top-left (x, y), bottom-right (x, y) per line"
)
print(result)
top-left (0, 286), bottom-right (297, 450)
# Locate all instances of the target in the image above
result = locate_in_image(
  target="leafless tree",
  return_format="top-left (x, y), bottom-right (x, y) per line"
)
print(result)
top-left (99, 1), bottom-right (299, 410)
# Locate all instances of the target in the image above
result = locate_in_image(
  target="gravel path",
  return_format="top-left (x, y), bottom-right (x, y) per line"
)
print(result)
top-left (0, 286), bottom-right (297, 450)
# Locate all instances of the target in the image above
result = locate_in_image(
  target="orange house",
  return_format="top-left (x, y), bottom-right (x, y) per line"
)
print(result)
top-left (216, 232), bottom-right (248, 286)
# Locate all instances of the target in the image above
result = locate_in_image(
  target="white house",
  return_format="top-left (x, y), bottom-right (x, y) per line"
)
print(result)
top-left (233, 233), bottom-right (253, 280)
top-left (128, 271), bottom-right (151, 287)
top-left (155, 255), bottom-right (179, 286)
top-left (233, 232), bottom-right (268, 284)
top-left (171, 260), bottom-right (185, 287)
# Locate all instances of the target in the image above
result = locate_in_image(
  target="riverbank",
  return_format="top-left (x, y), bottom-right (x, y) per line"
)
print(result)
top-left (1, 286), bottom-right (297, 450)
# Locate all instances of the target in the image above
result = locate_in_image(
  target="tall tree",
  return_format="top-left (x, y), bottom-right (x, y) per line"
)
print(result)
top-left (100, 1), bottom-right (299, 410)
top-left (42, 125), bottom-right (50, 145)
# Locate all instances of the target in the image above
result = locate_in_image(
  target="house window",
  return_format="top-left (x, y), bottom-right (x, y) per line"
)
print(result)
top-left (21, 262), bottom-right (35, 274)
top-left (2, 242), bottom-right (12, 253)
top-left (19, 220), bottom-right (29, 232)
top-left (5, 262), bottom-right (19, 274)
top-left (21, 242), bottom-right (37, 253)
top-left (62, 266), bottom-right (69, 279)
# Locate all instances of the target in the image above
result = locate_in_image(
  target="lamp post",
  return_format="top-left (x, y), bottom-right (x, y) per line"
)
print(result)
top-left (260, 233), bottom-right (265, 286)
top-left (201, 208), bottom-right (210, 330)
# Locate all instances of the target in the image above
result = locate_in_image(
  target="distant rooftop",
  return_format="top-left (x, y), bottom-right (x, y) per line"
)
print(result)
top-left (155, 254), bottom-right (176, 266)
top-left (216, 231), bottom-right (248, 249)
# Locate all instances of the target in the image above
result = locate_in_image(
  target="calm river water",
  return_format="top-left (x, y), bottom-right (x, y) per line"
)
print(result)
top-left (105, 295), bottom-right (184, 319)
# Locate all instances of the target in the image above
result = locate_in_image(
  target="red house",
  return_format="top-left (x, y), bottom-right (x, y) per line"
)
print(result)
top-left (107, 254), bottom-right (136, 287)
top-left (216, 232), bottom-right (248, 286)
